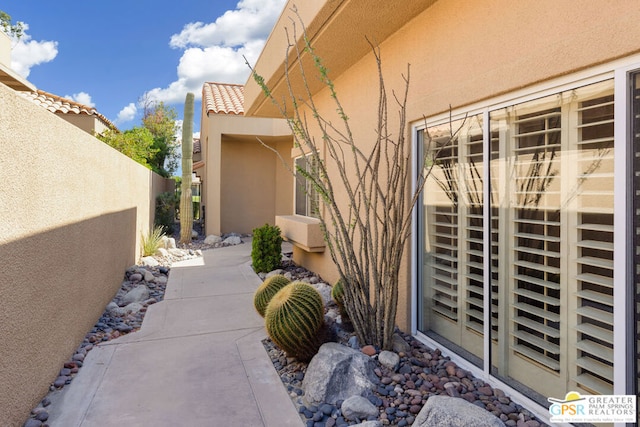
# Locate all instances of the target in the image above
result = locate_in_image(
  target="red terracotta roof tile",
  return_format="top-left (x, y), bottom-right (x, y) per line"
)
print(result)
top-left (20, 89), bottom-right (117, 130)
top-left (202, 82), bottom-right (244, 115)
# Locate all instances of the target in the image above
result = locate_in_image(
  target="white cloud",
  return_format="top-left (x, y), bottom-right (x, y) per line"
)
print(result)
top-left (64, 92), bottom-right (95, 107)
top-left (115, 102), bottom-right (138, 125)
top-left (10, 23), bottom-right (58, 78)
top-left (143, 0), bottom-right (285, 105)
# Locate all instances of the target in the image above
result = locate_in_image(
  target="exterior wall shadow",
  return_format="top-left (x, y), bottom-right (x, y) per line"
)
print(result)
top-left (0, 211), bottom-right (137, 425)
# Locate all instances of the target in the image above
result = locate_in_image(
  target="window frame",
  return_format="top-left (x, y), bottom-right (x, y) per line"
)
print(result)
top-left (411, 54), bottom-right (640, 420)
top-left (293, 154), bottom-right (320, 219)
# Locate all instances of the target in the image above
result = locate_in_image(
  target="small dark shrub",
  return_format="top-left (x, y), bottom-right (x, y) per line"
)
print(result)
top-left (155, 191), bottom-right (178, 233)
top-left (252, 223), bottom-right (283, 273)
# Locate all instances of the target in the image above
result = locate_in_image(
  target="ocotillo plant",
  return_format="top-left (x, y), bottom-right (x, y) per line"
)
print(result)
top-left (179, 92), bottom-right (194, 244)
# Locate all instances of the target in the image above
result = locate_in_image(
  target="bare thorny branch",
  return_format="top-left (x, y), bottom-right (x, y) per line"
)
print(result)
top-left (245, 7), bottom-right (462, 349)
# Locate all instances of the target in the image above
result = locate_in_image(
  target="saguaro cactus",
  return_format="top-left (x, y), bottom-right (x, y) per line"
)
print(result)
top-left (179, 92), bottom-right (194, 244)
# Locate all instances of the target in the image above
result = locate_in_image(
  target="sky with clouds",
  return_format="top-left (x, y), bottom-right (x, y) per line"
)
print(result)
top-left (3, 0), bottom-right (286, 129)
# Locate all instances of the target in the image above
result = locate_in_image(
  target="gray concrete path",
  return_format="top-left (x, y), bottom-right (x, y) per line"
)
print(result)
top-left (47, 241), bottom-right (301, 427)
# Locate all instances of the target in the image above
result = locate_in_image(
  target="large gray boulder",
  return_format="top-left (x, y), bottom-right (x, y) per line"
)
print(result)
top-left (414, 396), bottom-right (505, 427)
top-left (303, 342), bottom-right (378, 405)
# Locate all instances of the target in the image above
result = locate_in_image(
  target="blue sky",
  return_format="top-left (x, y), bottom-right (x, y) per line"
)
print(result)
top-left (2, 0), bottom-right (286, 132)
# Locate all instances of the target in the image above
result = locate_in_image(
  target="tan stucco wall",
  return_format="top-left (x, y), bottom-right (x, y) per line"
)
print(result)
top-left (200, 113), bottom-right (292, 236)
top-left (0, 83), bottom-right (167, 426)
top-left (56, 112), bottom-right (111, 137)
top-left (246, 0), bottom-right (640, 333)
top-left (221, 137), bottom-right (279, 234)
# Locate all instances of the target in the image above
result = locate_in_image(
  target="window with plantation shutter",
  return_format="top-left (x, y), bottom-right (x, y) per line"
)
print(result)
top-left (419, 78), bottom-right (618, 403)
top-left (421, 115), bottom-right (486, 361)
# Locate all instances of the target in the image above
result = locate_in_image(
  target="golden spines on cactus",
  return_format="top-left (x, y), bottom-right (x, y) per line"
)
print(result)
top-left (265, 281), bottom-right (324, 362)
top-left (331, 278), bottom-right (344, 306)
top-left (254, 274), bottom-right (291, 317)
top-left (332, 278), bottom-right (349, 322)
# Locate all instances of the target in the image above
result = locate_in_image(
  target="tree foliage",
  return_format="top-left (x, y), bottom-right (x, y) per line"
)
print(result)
top-left (0, 11), bottom-right (23, 39)
top-left (142, 100), bottom-right (179, 177)
top-left (96, 99), bottom-right (180, 177)
top-left (98, 127), bottom-right (157, 169)
top-left (248, 10), bottom-right (456, 350)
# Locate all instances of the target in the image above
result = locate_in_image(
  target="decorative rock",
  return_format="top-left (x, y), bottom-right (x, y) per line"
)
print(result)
top-left (413, 396), bottom-right (505, 427)
top-left (121, 285), bottom-right (150, 306)
top-left (106, 302), bottom-right (123, 315)
top-left (266, 269), bottom-right (285, 278)
top-left (123, 302), bottom-right (143, 314)
top-left (192, 230), bottom-right (199, 238)
top-left (348, 335), bottom-right (360, 349)
top-left (351, 422), bottom-right (382, 427)
top-left (310, 282), bottom-right (332, 306)
top-left (223, 235), bottom-right (242, 245)
top-left (361, 345), bottom-right (377, 356)
top-left (168, 248), bottom-right (187, 257)
top-left (155, 247), bottom-right (170, 257)
top-left (341, 395), bottom-right (379, 420)
top-left (204, 234), bottom-right (222, 245)
top-left (34, 411), bottom-right (48, 422)
top-left (142, 269), bottom-right (155, 282)
top-left (303, 342), bottom-right (378, 405)
top-left (53, 376), bottom-right (67, 388)
top-left (140, 256), bottom-right (159, 267)
top-left (378, 351), bottom-right (400, 372)
top-left (392, 334), bottom-right (411, 354)
top-left (23, 419), bottom-right (42, 427)
top-left (129, 273), bottom-right (143, 282)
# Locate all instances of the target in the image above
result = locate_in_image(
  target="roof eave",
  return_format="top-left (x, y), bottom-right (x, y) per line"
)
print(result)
top-left (0, 62), bottom-right (35, 92)
top-left (243, 0), bottom-right (437, 118)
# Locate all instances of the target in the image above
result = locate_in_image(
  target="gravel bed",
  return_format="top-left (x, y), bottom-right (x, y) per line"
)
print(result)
top-left (261, 260), bottom-right (549, 427)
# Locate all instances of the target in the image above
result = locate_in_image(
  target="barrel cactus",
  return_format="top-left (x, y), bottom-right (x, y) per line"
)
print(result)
top-left (265, 281), bottom-right (324, 362)
top-left (254, 274), bottom-right (291, 317)
top-left (331, 278), bottom-right (344, 307)
top-left (332, 278), bottom-right (349, 321)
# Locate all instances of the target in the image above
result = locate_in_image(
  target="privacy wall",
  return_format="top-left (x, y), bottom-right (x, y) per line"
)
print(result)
top-left (0, 83), bottom-right (168, 426)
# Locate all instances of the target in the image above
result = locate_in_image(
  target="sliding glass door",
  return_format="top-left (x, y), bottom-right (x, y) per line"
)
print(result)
top-left (418, 78), bottom-right (615, 400)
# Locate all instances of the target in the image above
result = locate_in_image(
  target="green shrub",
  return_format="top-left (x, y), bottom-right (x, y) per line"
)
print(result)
top-left (265, 281), bottom-right (324, 362)
top-left (254, 274), bottom-right (291, 317)
top-left (155, 191), bottom-right (178, 233)
top-left (141, 225), bottom-right (165, 257)
top-left (251, 223), bottom-right (283, 273)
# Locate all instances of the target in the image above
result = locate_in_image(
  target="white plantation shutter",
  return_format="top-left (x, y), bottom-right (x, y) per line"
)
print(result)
top-left (571, 93), bottom-right (615, 395)
top-left (430, 136), bottom-right (459, 321)
top-left (462, 125), bottom-right (485, 334)
top-left (510, 106), bottom-right (563, 371)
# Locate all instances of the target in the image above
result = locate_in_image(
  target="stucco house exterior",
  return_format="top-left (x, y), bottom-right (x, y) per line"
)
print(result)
top-left (198, 82), bottom-right (293, 235)
top-left (21, 89), bottom-right (117, 136)
top-left (0, 30), bottom-right (34, 92)
top-left (240, 0), bottom-right (640, 421)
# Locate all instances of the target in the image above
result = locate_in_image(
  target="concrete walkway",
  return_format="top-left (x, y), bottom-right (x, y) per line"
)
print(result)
top-left (47, 241), bottom-right (302, 427)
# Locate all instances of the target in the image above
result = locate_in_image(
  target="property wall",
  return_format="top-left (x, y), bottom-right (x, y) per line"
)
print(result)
top-left (0, 83), bottom-right (167, 426)
top-left (250, 0), bottom-right (640, 333)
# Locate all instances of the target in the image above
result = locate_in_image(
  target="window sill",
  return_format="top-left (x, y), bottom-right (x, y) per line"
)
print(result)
top-left (275, 215), bottom-right (325, 252)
